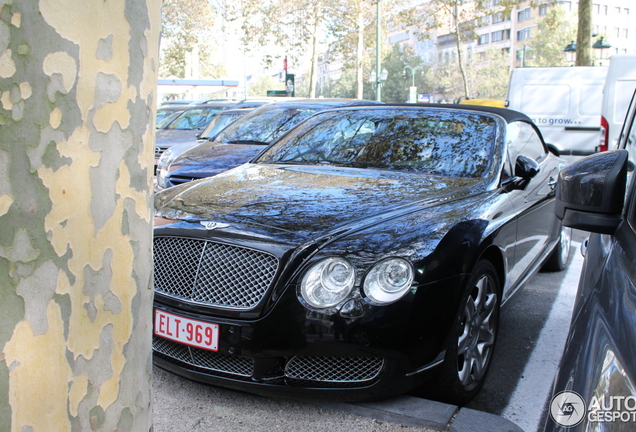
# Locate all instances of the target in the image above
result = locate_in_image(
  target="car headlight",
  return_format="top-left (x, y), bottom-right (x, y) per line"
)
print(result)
top-left (157, 147), bottom-right (174, 171)
top-left (363, 258), bottom-right (414, 305)
top-left (301, 257), bottom-right (355, 308)
top-left (156, 148), bottom-right (174, 189)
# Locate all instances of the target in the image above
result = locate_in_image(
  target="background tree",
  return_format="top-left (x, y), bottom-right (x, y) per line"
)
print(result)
top-left (161, 0), bottom-right (218, 78)
top-left (466, 47), bottom-right (510, 99)
top-left (397, 0), bottom-right (517, 100)
top-left (248, 75), bottom-right (285, 96)
top-left (528, 6), bottom-right (576, 67)
top-left (0, 0), bottom-right (158, 430)
top-left (325, 0), bottom-right (383, 99)
top-left (576, 0), bottom-right (593, 66)
top-left (381, 44), bottom-right (429, 103)
top-left (240, 0), bottom-right (333, 98)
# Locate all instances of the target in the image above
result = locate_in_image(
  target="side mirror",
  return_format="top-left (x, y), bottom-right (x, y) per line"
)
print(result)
top-left (515, 155), bottom-right (540, 179)
top-left (554, 150), bottom-right (628, 234)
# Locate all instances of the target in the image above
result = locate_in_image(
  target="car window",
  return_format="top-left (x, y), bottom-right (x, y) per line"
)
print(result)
top-left (506, 121), bottom-right (547, 162)
top-left (257, 108), bottom-right (498, 178)
top-left (164, 108), bottom-right (224, 130)
top-left (215, 108), bottom-right (321, 144)
top-left (199, 112), bottom-right (245, 140)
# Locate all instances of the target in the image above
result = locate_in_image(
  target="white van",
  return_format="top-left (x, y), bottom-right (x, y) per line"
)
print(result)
top-left (507, 66), bottom-right (608, 156)
top-left (599, 55), bottom-right (636, 151)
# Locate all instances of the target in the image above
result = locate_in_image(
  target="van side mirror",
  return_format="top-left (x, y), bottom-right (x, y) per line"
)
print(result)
top-left (554, 150), bottom-right (628, 234)
top-left (515, 155), bottom-right (540, 179)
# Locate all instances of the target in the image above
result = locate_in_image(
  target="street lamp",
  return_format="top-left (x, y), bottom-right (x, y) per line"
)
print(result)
top-left (369, 68), bottom-right (388, 95)
top-left (593, 36), bottom-right (611, 66)
top-left (563, 40), bottom-right (577, 65)
top-left (404, 65), bottom-right (423, 103)
top-left (403, 66), bottom-right (423, 87)
top-left (517, 45), bottom-right (534, 67)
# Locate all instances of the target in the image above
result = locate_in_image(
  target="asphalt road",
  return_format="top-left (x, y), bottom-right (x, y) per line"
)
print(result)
top-left (152, 231), bottom-right (588, 432)
top-left (152, 366), bottom-right (438, 432)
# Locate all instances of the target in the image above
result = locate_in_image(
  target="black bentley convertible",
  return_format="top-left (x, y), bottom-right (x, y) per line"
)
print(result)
top-left (152, 104), bottom-right (571, 404)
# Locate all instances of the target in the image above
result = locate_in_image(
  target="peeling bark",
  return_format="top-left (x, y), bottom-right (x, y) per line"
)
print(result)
top-left (0, 0), bottom-right (160, 430)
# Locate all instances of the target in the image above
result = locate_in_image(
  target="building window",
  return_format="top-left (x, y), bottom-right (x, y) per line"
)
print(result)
top-left (491, 30), bottom-right (510, 42)
top-left (624, 29), bottom-right (629, 38)
top-left (539, 3), bottom-right (548, 16)
top-left (517, 28), bottom-right (531, 41)
top-left (492, 12), bottom-right (507, 23)
top-left (558, 1), bottom-right (572, 12)
top-left (517, 8), bottom-right (531, 22)
top-left (478, 33), bottom-right (490, 45)
top-left (625, 8), bottom-right (629, 15)
top-left (593, 4), bottom-right (600, 14)
top-left (480, 15), bottom-right (491, 26)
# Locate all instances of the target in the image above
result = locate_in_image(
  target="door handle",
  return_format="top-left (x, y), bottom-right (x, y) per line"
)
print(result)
top-left (548, 177), bottom-right (557, 190)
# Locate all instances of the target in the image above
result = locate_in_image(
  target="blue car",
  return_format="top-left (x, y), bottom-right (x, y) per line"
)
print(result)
top-left (154, 99), bottom-right (379, 190)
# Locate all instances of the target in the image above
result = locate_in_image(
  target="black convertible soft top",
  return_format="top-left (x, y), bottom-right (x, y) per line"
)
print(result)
top-left (329, 102), bottom-right (547, 145)
top-left (385, 103), bottom-right (532, 124)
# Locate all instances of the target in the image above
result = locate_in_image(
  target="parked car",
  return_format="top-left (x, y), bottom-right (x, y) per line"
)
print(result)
top-left (155, 98), bottom-right (379, 190)
top-left (152, 104), bottom-right (572, 404)
top-left (156, 104), bottom-right (187, 127)
top-left (154, 100), bottom-right (272, 173)
top-left (544, 90), bottom-right (636, 431)
top-left (156, 107), bottom-right (256, 179)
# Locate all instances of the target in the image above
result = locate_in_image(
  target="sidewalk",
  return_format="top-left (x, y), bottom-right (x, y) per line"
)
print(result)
top-left (320, 396), bottom-right (524, 432)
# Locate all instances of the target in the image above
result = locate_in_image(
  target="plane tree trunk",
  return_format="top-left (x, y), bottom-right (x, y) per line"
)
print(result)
top-left (0, 0), bottom-right (159, 430)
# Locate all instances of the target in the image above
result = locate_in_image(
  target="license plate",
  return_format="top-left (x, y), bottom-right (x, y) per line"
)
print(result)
top-left (154, 309), bottom-right (219, 351)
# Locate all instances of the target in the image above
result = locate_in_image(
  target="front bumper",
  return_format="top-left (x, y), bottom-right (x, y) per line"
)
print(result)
top-left (151, 298), bottom-right (448, 401)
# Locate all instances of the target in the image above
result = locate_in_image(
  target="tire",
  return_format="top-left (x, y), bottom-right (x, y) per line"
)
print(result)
top-left (542, 225), bottom-right (572, 272)
top-left (431, 260), bottom-right (500, 405)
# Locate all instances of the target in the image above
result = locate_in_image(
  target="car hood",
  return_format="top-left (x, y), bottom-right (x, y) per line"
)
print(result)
top-left (155, 163), bottom-right (487, 243)
top-left (168, 141), bottom-right (266, 179)
top-left (156, 129), bottom-right (201, 146)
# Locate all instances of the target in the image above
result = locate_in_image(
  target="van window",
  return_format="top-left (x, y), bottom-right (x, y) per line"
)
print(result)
top-left (507, 122), bottom-right (547, 162)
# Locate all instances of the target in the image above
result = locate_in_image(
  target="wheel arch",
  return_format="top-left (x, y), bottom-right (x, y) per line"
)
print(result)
top-left (474, 244), bottom-right (506, 296)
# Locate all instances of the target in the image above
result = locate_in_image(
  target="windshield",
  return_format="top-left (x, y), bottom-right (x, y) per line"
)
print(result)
top-left (257, 108), bottom-right (498, 178)
top-left (214, 107), bottom-right (321, 144)
top-left (199, 112), bottom-right (246, 140)
top-left (162, 107), bottom-right (225, 130)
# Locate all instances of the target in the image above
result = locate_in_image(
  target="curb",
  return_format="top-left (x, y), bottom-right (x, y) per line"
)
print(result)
top-left (317, 395), bottom-right (524, 432)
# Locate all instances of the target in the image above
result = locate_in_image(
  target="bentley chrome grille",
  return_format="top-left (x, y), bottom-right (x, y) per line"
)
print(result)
top-left (153, 336), bottom-right (254, 377)
top-left (284, 356), bottom-right (385, 383)
top-left (153, 236), bottom-right (278, 309)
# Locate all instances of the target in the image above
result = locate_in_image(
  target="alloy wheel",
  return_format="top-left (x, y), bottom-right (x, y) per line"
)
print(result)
top-left (456, 274), bottom-right (498, 391)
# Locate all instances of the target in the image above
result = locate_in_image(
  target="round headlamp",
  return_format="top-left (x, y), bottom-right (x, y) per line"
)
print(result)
top-left (363, 258), bottom-right (414, 305)
top-left (301, 257), bottom-right (355, 308)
